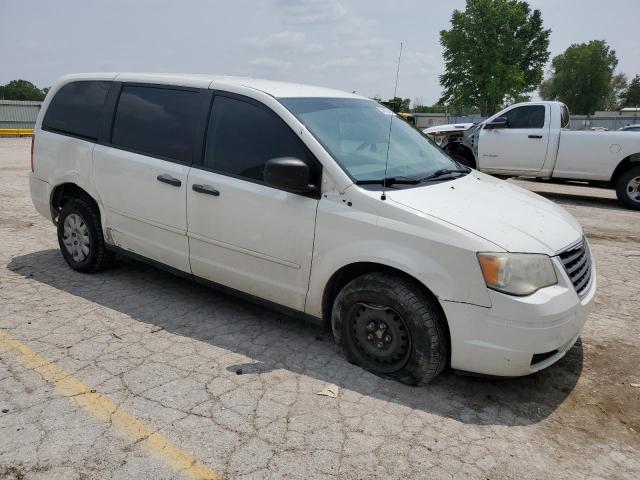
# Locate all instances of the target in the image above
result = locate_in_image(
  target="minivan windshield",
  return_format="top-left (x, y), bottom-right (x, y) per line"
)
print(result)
top-left (279, 97), bottom-right (461, 183)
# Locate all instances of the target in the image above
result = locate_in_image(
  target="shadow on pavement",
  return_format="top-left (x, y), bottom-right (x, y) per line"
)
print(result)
top-left (7, 249), bottom-right (583, 427)
top-left (530, 190), bottom-right (624, 212)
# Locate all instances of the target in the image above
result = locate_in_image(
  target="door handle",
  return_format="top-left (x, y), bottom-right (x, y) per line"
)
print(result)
top-left (192, 184), bottom-right (220, 196)
top-left (528, 134), bottom-right (543, 139)
top-left (157, 174), bottom-right (182, 187)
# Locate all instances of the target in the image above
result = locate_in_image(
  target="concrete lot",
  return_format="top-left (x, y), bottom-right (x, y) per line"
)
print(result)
top-left (1, 137), bottom-right (638, 479)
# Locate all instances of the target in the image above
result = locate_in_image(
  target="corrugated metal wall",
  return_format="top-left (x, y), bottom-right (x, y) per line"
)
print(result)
top-left (0, 100), bottom-right (42, 129)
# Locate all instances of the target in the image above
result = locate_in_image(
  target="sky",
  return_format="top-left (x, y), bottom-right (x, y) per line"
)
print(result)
top-left (2, 0), bottom-right (639, 105)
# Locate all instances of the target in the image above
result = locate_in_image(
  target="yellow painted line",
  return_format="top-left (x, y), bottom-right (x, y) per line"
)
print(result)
top-left (0, 330), bottom-right (221, 480)
top-left (0, 128), bottom-right (34, 136)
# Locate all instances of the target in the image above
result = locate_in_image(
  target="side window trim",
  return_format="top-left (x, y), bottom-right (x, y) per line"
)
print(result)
top-left (194, 90), bottom-right (322, 197)
top-left (98, 81), bottom-right (122, 144)
top-left (102, 82), bottom-right (206, 166)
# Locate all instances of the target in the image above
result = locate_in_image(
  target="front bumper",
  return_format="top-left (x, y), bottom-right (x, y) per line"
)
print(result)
top-left (441, 249), bottom-right (596, 377)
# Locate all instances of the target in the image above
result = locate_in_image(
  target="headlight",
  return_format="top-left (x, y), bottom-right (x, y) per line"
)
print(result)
top-left (477, 253), bottom-right (557, 296)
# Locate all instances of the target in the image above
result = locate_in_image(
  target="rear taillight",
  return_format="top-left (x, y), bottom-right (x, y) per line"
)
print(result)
top-left (30, 134), bottom-right (35, 173)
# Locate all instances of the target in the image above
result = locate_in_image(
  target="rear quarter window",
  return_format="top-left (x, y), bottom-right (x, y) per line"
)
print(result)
top-left (42, 81), bottom-right (111, 140)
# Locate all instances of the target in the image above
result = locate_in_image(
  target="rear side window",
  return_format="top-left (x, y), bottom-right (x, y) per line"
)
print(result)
top-left (111, 86), bottom-right (200, 163)
top-left (503, 105), bottom-right (546, 129)
top-left (204, 95), bottom-right (312, 182)
top-left (42, 81), bottom-right (110, 140)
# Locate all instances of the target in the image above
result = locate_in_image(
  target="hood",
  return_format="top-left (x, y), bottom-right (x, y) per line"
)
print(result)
top-left (422, 123), bottom-right (475, 135)
top-left (386, 172), bottom-right (583, 255)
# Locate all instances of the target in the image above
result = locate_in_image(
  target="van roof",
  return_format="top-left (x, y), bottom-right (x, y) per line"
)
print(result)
top-left (56, 73), bottom-right (364, 99)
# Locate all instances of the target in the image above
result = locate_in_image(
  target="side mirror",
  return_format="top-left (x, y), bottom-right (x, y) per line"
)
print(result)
top-left (485, 116), bottom-right (509, 129)
top-left (264, 157), bottom-right (315, 194)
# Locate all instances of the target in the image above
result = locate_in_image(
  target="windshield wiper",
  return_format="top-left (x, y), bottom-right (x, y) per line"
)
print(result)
top-left (418, 168), bottom-right (470, 182)
top-left (355, 176), bottom-right (420, 186)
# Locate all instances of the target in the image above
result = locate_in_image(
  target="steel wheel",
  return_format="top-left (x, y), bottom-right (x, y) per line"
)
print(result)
top-left (626, 175), bottom-right (640, 204)
top-left (348, 302), bottom-right (412, 373)
top-left (62, 213), bottom-right (90, 262)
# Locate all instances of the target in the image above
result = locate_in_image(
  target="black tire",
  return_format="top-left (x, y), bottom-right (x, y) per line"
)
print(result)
top-left (449, 152), bottom-right (474, 169)
top-left (615, 166), bottom-right (640, 210)
top-left (57, 198), bottom-right (114, 273)
top-left (331, 272), bottom-right (449, 385)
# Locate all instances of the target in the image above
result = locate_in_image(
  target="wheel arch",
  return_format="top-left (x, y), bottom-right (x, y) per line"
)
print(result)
top-left (50, 182), bottom-right (101, 225)
top-left (610, 153), bottom-right (640, 186)
top-left (444, 143), bottom-right (476, 168)
top-left (320, 261), bottom-right (451, 358)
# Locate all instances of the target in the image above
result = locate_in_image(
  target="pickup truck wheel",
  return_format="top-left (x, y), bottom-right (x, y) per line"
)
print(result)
top-left (615, 166), bottom-right (640, 210)
top-left (331, 272), bottom-right (448, 385)
top-left (57, 198), bottom-right (114, 273)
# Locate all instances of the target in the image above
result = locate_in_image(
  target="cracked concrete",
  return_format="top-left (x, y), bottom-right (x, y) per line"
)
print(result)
top-left (1, 138), bottom-right (639, 479)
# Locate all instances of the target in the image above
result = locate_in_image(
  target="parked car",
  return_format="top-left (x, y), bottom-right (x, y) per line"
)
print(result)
top-left (619, 124), bottom-right (640, 132)
top-left (30, 74), bottom-right (596, 384)
top-left (422, 102), bottom-right (640, 210)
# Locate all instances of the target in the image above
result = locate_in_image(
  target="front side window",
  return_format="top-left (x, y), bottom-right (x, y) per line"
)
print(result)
top-left (111, 85), bottom-right (200, 163)
top-left (502, 105), bottom-right (546, 129)
top-left (204, 95), bottom-right (313, 182)
top-left (42, 81), bottom-right (110, 140)
top-left (279, 97), bottom-right (458, 182)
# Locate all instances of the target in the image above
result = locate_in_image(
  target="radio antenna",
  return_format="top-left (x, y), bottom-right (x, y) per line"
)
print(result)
top-left (381, 41), bottom-right (403, 201)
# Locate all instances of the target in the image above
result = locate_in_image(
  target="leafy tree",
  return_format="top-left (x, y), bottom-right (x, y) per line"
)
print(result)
top-left (392, 97), bottom-right (411, 113)
top-left (377, 97), bottom-right (411, 112)
top-left (539, 40), bottom-right (618, 114)
top-left (603, 73), bottom-right (628, 111)
top-left (621, 74), bottom-right (640, 108)
top-left (0, 80), bottom-right (46, 101)
top-left (412, 105), bottom-right (446, 114)
top-left (439, 0), bottom-right (550, 116)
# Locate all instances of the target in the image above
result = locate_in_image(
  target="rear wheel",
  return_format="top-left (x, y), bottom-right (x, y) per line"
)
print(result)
top-left (615, 166), bottom-right (640, 210)
top-left (331, 272), bottom-right (448, 385)
top-left (57, 198), bottom-right (114, 272)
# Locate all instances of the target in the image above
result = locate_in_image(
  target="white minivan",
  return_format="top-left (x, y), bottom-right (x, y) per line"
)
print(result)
top-left (29, 73), bottom-right (596, 385)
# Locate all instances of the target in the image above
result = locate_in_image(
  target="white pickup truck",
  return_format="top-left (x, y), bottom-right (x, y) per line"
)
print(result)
top-left (423, 101), bottom-right (640, 209)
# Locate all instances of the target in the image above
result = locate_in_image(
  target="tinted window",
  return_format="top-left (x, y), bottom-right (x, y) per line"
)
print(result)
top-left (205, 96), bottom-right (312, 182)
top-left (111, 86), bottom-right (200, 163)
top-left (503, 105), bottom-right (545, 129)
top-left (42, 81), bottom-right (110, 140)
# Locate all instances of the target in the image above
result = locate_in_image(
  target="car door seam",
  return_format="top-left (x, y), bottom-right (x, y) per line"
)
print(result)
top-left (302, 199), bottom-right (321, 314)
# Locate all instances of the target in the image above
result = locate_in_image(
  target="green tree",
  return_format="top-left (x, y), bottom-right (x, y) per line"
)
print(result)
top-left (439, 0), bottom-right (550, 116)
top-left (391, 97), bottom-right (411, 113)
top-left (621, 74), bottom-right (640, 108)
top-left (539, 40), bottom-right (618, 114)
top-left (0, 80), bottom-right (46, 101)
top-left (603, 73), bottom-right (628, 111)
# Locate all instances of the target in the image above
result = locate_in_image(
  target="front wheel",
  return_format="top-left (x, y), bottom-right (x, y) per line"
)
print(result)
top-left (615, 166), bottom-right (640, 210)
top-left (331, 272), bottom-right (449, 385)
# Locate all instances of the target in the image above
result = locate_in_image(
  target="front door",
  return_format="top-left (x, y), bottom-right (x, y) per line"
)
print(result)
top-left (479, 104), bottom-right (550, 173)
top-left (187, 93), bottom-right (321, 311)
